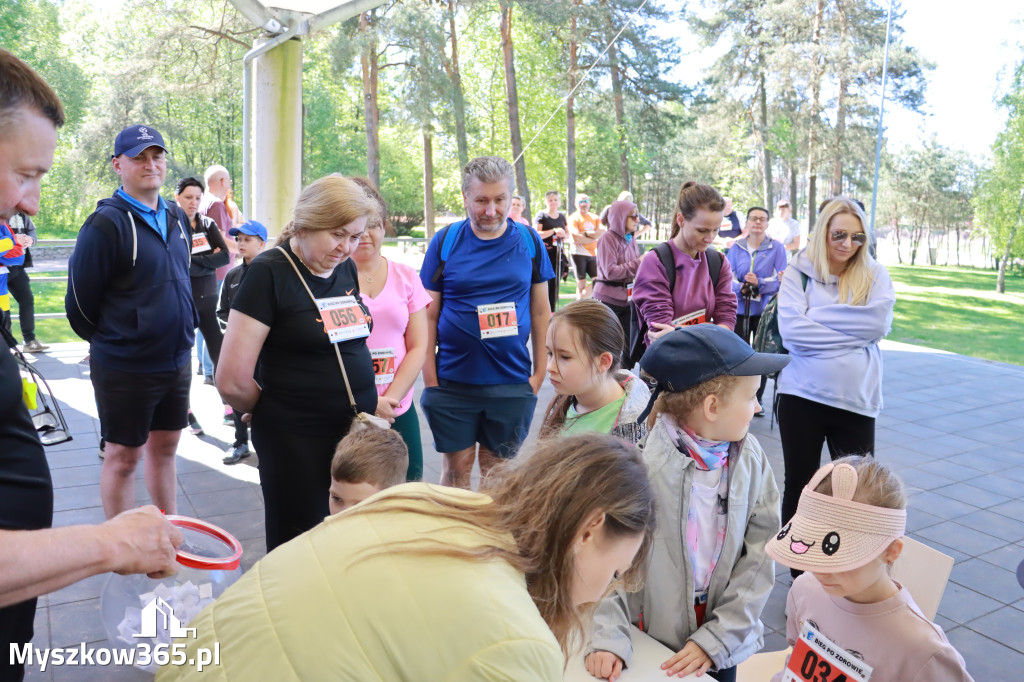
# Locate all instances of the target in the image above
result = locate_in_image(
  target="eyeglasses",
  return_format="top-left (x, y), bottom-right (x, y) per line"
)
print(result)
top-left (830, 230), bottom-right (868, 245)
top-left (627, 214), bottom-right (639, 220)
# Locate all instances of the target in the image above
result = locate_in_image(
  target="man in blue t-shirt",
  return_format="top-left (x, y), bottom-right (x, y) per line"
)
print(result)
top-left (420, 156), bottom-right (554, 488)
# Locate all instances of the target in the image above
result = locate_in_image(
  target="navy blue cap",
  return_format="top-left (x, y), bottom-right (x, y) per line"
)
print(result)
top-left (637, 323), bottom-right (790, 421)
top-left (229, 220), bottom-right (267, 242)
top-left (113, 125), bottom-right (167, 159)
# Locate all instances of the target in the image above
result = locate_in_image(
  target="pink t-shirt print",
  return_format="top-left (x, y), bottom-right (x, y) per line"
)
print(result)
top-left (360, 259), bottom-right (432, 416)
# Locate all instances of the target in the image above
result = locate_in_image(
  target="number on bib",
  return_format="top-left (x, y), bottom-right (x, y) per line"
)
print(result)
top-left (671, 308), bottom-right (707, 327)
top-left (317, 296), bottom-right (370, 343)
top-left (781, 623), bottom-right (871, 682)
top-left (478, 302), bottom-right (518, 339)
top-left (191, 235), bottom-right (212, 254)
top-left (370, 347), bottom-right (397, 386)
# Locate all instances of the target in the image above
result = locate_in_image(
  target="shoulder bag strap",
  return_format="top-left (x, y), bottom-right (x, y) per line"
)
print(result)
top-left (275, 245), bottom-right (360, 415)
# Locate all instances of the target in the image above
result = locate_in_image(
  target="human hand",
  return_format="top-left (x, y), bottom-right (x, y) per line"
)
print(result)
top-left (241, 412), bottom-right (252, 424)
top-left (647, 322), bottom-right (676, 344)
top-left (744, 272), bottom-right (758, 284)
top-left (99, 506), bottom-right (184, 579)
top-left (585, 651), bottom-right (625, 681)
top-left (375, 395), bottom-right (400, 422)
top-left (529, 372), bottom-right (544, 394)
top-left (661, 640), bottom-right (712, 677)
top-left (212, 247), bottom-right (222, 253)
top-left (15, 234), bottom-right (32, 247)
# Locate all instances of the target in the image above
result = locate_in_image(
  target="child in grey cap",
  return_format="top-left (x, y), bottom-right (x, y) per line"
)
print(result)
top-left (586, 323), bottom-right (789, 682)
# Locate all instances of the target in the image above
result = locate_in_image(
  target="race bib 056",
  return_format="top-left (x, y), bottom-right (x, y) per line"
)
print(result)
top-left (318, 296), bottom-right (370, 343)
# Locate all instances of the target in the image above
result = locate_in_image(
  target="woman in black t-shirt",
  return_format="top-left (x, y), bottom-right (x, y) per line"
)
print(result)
top-left (217, 176), bottom-right (397, 551)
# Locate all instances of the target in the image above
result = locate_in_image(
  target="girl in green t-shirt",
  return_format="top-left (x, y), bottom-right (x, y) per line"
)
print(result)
top-left (540, 300), bottom-right (650, 444)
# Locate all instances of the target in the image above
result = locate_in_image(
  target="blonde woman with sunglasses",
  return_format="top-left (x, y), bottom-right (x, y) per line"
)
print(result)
top-left (775, 197), bottom-right (895, 577)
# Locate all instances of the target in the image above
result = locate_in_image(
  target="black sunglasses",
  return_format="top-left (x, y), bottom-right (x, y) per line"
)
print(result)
top-left (830, 230), bottom-right (868, 245)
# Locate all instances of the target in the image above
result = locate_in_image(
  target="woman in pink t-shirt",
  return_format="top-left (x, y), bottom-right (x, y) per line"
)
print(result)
top-left (352, 180), bottom-right (432, 480)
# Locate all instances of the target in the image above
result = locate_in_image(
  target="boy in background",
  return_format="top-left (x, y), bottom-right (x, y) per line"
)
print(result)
top-left (218, 220), bottom-right (267, 464)
top-left (329, 424), bottom-right (409, 515)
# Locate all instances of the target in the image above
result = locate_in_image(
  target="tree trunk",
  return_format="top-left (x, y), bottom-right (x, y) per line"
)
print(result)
top-left (1000, 193), bottom-right (1024, 292)
top-left (790, 166), bottom-right (798, 220)
top-left (443, 0), bottom-right (469, 169)
top-left (608, 42), bottom-right (630, 190)
top-left (499, 0), bottom-right (530, 217)
top-left (360, 11), bottom-right (380, 188)
top-left (566, 10), bottom-right (579, 209)
top-left (423, 127), bottom-right (435, 238)
top-left (805, 0), bottom-right (825, 230)
top-left (759, 70), bottom-right (773, 210)
top-left (831, 0), bottom-right (849, 196)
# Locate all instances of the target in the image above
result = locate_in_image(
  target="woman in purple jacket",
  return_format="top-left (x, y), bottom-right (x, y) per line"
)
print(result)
top-left (726, 205), bottom-right (787, 412)
top-left (631, 181), bottom-right (736, 346)
top-left (593, 200), bottom-right (642, 357)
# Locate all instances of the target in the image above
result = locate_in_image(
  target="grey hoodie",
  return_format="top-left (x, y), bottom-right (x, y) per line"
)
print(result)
top-left (776, 250), bottom-right (895, 417)
top-left (588, 418), bottom-right (780, 671)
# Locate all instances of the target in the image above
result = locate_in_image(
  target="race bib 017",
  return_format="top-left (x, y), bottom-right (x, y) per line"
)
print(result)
top-left (318, 295), bottom-right (370, 343)
top-left (478, 302), bottom-right (518, 339)
top-left (671, 308), bottom-right (707, 327)
top-left (370, 347), bottom-right (396, 386)
top-left (782, 622), bottom-right (872, 682)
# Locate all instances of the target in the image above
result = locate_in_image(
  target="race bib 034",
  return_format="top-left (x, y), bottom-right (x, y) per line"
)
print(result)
top-left (782, 622), bottom-right (872, 682)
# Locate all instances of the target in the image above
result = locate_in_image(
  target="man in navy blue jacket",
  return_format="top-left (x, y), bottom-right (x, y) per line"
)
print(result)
top-left (65, 125), bottom-right (199, 519)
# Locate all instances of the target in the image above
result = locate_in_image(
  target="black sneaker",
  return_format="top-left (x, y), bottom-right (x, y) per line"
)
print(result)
top-left (203, 376), bottom-right (215, 386)
top-left (223, 444), bottom-right (251, 465)
top-left (187, 412), bottom-right (204, 436)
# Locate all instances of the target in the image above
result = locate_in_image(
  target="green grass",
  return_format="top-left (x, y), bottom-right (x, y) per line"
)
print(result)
top-left (887, 265), bottom-right (1024, 366)
top-left (13, 264), bottom-right (1024, 367)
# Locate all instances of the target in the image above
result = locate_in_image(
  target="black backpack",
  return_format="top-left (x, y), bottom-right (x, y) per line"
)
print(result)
top-left (751, 270), bottom-right (809, 374)
top-left (625, 244), bottom-right (722, 369)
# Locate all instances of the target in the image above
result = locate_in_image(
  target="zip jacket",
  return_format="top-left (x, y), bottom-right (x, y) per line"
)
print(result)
top-left (65, 191), bottom-right (199, 373)
top-left (776, 250), bottom-right (895, 417)
top-left (588, 419), bottom-right (780, 671)
top-left (726, 236), bottom-right (788, 318)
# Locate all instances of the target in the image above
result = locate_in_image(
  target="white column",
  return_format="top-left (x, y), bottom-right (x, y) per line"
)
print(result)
top-left (252, 36), bottom-right (303, 240)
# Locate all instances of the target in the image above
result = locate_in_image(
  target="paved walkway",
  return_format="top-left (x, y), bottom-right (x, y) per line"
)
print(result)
top-left (17, 339), bottom-right (1024, 680)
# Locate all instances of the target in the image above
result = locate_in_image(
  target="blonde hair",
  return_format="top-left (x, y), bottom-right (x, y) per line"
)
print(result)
top-left (342, 434), bottom-right (656, 658)
top-left (814, 455), bottom-right (906, 510)
top-left (279, 175), bottom-right (378, 241)
top-left (331, 423), bottom-right (409, 489)
top-left (807, 196), bottom-right (876, 306)
top-left (647, 374), bottom-right (743, 428)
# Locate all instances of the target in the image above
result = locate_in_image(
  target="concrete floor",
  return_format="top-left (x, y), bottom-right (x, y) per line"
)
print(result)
top-left (17, 338), bottom-right (1024, 680)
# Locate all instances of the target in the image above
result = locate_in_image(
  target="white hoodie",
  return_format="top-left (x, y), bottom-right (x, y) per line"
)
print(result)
top-left (776, 250), bottom-right (895, 417)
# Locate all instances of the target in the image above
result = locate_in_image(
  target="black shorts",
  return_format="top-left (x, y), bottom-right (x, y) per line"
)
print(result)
top-left (572, 254), bottom-right (598, 280)
top-left (90, 359), bottom-right (191, 447)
